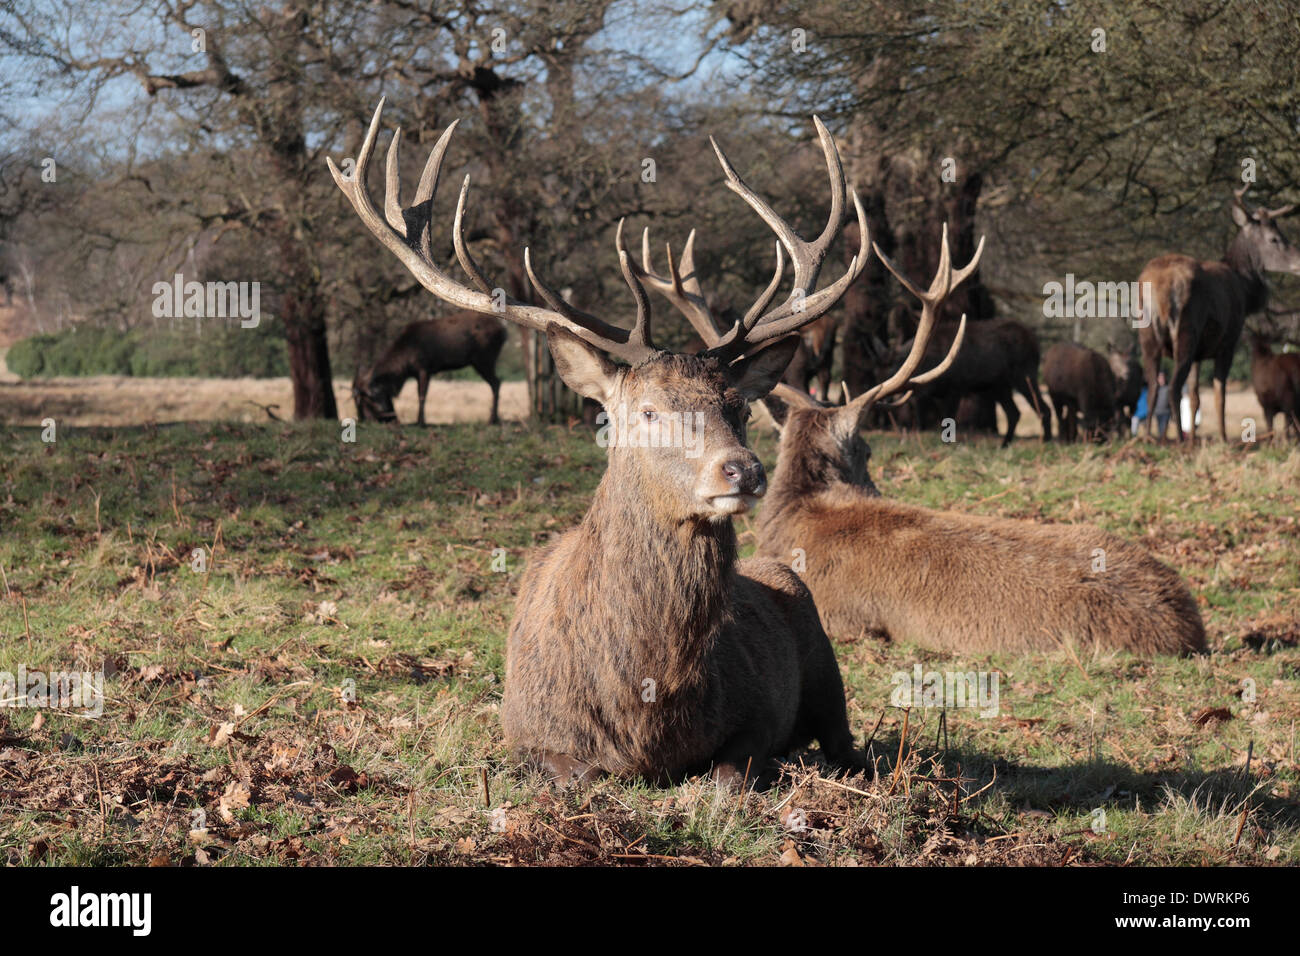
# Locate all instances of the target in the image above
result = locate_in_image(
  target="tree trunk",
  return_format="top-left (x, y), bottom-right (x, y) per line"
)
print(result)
top-left (840, 200), bottom-right (896, 397)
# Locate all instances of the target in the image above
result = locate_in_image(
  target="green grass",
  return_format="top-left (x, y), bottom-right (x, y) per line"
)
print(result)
top-left (1, 420), bottom-right (1297, 865)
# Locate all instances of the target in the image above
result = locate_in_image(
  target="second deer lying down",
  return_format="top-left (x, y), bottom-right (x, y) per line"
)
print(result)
top-left (755, 232), bottom-right (1206, 657)
top-left (331, 100), bottom-right (869, 785)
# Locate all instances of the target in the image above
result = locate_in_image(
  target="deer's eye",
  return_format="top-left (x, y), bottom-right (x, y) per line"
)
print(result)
top-left (642, 408), bottom-right (659, 424)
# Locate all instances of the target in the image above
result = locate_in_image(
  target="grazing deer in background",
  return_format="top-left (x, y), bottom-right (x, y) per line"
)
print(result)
top-left (1138, 185), bottom-right (1300, 441)
top-left (1043, 341), bottom-right (1118, 442)
top-left (330, 99), bottom-right (870, 786)
top-left (1250, 331), bottom-right (1300, 441)
top-left (353, 311), bottom-right (506, 424)
top-left (1107, 343), bottom-right (1144, 427)
top-left (755, 232), bottom-right (1206, 658)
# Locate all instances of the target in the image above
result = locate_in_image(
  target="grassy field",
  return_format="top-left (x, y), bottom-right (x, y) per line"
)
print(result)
top-left (1, 417), bottom-right (1297, 866)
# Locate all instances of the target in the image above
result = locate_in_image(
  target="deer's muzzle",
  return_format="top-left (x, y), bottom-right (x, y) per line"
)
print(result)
top-left (697, 450), bottom-right (766, 515)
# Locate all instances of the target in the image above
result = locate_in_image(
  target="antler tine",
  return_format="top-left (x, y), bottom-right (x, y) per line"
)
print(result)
top-left (329, 99), bottom-right (654, 364)
top-left (616, 221), bottom-right (654, 350)
top-left (949, 235), bottom-right (986, 290)
top-left (710, 115), bottom-right (843, 293)
top-left (1233, 183), bottom-right (1254, 214)
top-left (617, 222), bottom-right (720, 347)
top-left (700, 119), bottom-right (869, 359)
top-left (759, 186), bottom-right (868, 324)
top-left (907, 315), bottom-right (967, 385)
top-left (769, 382), bottom-right (819, 409)
top-left (383, 126), bottom-right (405, 235)
top-left (523, 248), bottom-right (605, 330)
top-left (742, 241), bottom-right (786, 329)
top-left (452, 174), bottom-right (492, 294)
top-left (854, 226), bottom-right (982, 410)
top-left (1266, 203), bottom-right (1297, 219)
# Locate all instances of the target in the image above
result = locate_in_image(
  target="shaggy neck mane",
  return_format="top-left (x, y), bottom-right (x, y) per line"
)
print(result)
top-left (565, 467), bottom-right (737, 690)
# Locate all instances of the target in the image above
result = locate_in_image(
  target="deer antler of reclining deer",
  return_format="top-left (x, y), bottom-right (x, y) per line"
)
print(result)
top-left (766, 223), bottom-right (983, 421)
top-left (328, 99), bottom-right (869, 367)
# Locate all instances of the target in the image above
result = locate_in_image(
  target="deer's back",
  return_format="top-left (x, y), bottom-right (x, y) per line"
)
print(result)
top-left (920, 319), bottom-right (1038, 391)
top-left (1139, 256), bottom-right (1246, 360)
top-left (1043, 342), bottom-right (1116, 409)
top-left (760, 493), bottom-right (1205, 656)
top-left (395, 313), bottom-right (506, 372)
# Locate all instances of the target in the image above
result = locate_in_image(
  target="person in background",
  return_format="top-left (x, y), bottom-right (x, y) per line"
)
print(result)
top-left (1154, 370), bottom-right (1172, 438)
top-left (1132, 386), bottom-right (1148, 436)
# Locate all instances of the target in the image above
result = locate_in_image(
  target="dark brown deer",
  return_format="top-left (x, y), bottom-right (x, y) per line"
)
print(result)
top-left (353, 312), bottom-right (506, 424)
top-left (781, 314), bottom-right (840, 401)
top-left (330, 100), bottom-right (870, 786)
top-left (1043, 341), bottom-right (1117, 442)
top-left (1138, 185), bottom-right (1300, 441)
top-left (1108, 344), bottom-right (1143, 426)
top-left (755, 242), bottom-right (1206, 657)
top-left (890, 317), bottom-right (1050, 446)
top-left (1250, 332), bottom-right (1300, 441)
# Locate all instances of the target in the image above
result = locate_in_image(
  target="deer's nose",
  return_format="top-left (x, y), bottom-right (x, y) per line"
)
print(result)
top-left (719, 456), bottom-right (766, 497)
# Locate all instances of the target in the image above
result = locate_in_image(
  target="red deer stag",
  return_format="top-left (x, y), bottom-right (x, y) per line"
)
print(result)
top-left (1250, 332), bottom-right (1300, 441)
top-left (754, 233), bottom-right (1205, 658)
top-left (329, 100), bottom-right (870, 785)
top-left (1043, 341), bottom-right (1117, 441)
top-left (1138, 185), bottom-right (1300, 441)
top-left (353, 312), bottom-right (506, 424)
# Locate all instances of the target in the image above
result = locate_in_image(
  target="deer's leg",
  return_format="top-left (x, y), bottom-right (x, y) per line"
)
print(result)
top-left (474, 360), bottom-right (502, 425)
top-left (711, 732), bottom-right (777, 789)
top-left (1142, 347), bottom-right (1160, 439)
top-left (1020, 375), bottom-right (1050, 441)
top-left (805, 687), bottom-right (861, 774)
top-left (1169, 355), bottom-right (1196, 441)
top-left (416, 369), bottom-right (429, 426)
top-left (1212, 352), bottom-right (1234, 442)
top-left (534, 750), bottom-right (602, 787)
top-left (1213, 376), bottom-right (1227, 442)
top-left (1050, 393), bottom-right (1071, 442)
top-left (996, 387), bottom-right (1019, 448)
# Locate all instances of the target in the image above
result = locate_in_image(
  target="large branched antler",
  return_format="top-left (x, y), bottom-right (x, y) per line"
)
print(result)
top-left (328, 98), bottom-right (658, 365)
top-left (330, 101), bottom-right (869, 368)
top-left (848, 223), bottom-right (984, 414)
top-left (618, 116), bottom-right (870, 362)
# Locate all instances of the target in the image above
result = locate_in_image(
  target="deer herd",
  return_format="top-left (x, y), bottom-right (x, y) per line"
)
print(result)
top-left (332, 100), bottom-right (1293, 786)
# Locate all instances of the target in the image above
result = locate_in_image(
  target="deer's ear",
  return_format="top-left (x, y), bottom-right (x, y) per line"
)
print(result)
top-left (726, 336), bottom-right (800, 401)
top-left (1232, 203), bottom-right (1252, 228)
top-left (546, 325), bottom-right (620, 404)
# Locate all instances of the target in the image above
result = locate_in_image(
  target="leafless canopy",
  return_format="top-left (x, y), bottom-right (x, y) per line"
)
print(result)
top-left (329, 99), bottom-right (869, 367)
